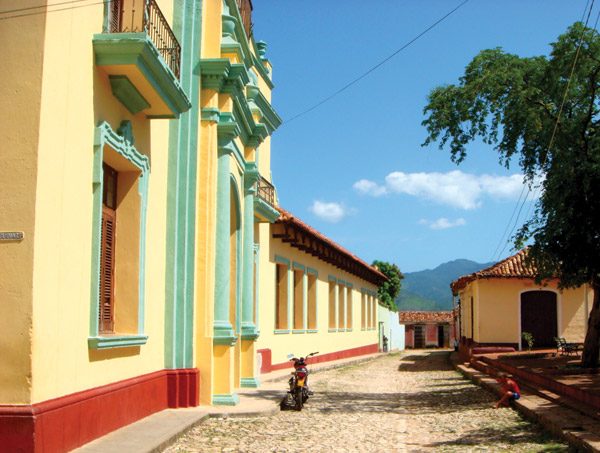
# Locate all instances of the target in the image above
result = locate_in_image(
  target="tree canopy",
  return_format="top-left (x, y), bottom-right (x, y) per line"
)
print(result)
top-left (422, 22), bottom-right (600, 366)
top-left (373, 260), bottom-right (404, 311)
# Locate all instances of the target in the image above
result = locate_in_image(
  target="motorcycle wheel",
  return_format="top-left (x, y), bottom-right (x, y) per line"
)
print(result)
top-left (294, 387), bottom-right (303, 411)
top-left (302, 388), bottom-right (309, 403)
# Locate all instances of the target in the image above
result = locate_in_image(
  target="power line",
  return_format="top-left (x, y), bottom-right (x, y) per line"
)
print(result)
top-left (492, 0), bottom-right (596, 262)
top-left (0, 0), bottom-right (109, 21)
top-left (282, 0), bottom-right (471, 126)
top-left (490, 182), bottom-right (528, 261)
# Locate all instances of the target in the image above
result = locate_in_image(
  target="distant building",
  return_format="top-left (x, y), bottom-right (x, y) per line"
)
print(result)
top-left (399, 311), bottom-right (455, 348)
top-left (451, 249), bottom-right (591, 357)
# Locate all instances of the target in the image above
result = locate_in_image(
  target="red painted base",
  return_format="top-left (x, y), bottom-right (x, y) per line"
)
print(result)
top-left (258, 343), bottom-right (378, 373)
top-left (0, 368), bottom-right (199, 453)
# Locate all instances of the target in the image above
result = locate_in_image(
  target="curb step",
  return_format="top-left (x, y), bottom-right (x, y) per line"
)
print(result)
top-left (454, 358), bottom-right (600, 452)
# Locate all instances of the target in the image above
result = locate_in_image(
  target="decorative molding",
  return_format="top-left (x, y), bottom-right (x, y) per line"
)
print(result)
top-left (201, 107), bottom-right (220, 123)
top-left (244, 162), bottom-right (259, 190)
top-left (93, 33), bottom-right (191, 117)
top-left (212, 393), bottom-right (240, 406)
top-left (213, 322), bottom-right (237, 346)
top-left (241, 322), bottom-right (259, 341)
top-left (251, 51), bottom-right (273, 87)
top-left (199, 57), bottom-right (278, 149)
top-left (88, 334), bottom-right (148, 349)
top-left (240, 377), bottom-right (260, 388)
top-left (89, 121), bottom-right (149, 347)
top-left (247, 86), bottom-right (282, 134)
top-left (274, 255), bottom-right (291, 266)
top-left (254, 197), bottom-right (279, 223)
top-left (108, 75), bottom-right (150, 114)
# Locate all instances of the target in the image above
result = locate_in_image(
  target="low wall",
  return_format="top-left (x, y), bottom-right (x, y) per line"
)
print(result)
top-left (0, 368), bottom-right (199, 453)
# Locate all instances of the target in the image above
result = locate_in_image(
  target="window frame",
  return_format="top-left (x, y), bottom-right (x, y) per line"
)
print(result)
top-left (89, 121), bottom-right (149, 349)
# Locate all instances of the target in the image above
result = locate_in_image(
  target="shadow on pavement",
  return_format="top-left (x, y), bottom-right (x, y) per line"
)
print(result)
top-left (420, 424), bottom-right (568, 452)
top-left (397, 351), bottom-right (453, 372)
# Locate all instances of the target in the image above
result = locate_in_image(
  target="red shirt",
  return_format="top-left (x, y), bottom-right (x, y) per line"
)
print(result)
top-left (503, 378), bottom-right (520, 394)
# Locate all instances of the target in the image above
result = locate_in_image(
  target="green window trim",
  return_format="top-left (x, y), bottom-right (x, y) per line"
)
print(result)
top-left (274, 329), bottom-right (290, 335)
top-left (275, 255), bottom-right (291, 266)
top-left (88, 334), bottom-right (148, 349)
top-left (89, 121), bottom-right (149, 348)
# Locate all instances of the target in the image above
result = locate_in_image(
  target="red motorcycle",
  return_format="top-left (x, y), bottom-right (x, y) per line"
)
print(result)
top-left (287, 352), bottom-right (318, 411)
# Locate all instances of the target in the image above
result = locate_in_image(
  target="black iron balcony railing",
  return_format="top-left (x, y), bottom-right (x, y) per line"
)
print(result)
top-left (108, 0), bottom-right (181, 78)
top-left (236, 0), bottom-right (253, 38)
top-left (255, 175), bottom-right (275, 206)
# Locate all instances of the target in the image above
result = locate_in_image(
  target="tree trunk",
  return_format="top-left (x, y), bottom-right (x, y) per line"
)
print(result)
top-left (581, 281), bottom-right (600, 368)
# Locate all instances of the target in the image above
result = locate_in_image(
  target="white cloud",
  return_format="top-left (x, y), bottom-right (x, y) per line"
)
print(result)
top-left (353, 179), bottom-right (387, 197)
top-left (354, 170), bottom-right (528, 210)
top-left (428, 217), bottom-right (466, 230)
top-left (309, 200), bottom-right (348, 223)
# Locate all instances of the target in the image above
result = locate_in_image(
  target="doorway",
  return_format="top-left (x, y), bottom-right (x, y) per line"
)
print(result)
top-left (521, 291), bottom-right (557, 348)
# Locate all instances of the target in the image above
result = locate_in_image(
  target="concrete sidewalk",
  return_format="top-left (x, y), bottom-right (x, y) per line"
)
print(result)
top-left (452, 353), bottom-right (600, 452)
top-left (74, 352), bottom-right (384, 453)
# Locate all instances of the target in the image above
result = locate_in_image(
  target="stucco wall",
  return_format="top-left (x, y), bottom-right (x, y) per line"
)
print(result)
top-left (22, 1), bottom-right (174, 404)
top-left (377, 305), bottom-right (405, 351)
top-left (255, 234), bottom-right (379, 367)
top-left (0, 0), bottom-right (48, 405)
top-left (460, 278), bottom-right (592, 349)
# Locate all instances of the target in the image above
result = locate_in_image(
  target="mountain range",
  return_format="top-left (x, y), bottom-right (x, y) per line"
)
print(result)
top-left (395, 259), bottom-right (494, 311)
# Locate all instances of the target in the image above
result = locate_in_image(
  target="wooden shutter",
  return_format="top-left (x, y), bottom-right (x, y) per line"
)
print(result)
top-left (99, 205), bottom-right (116, 333)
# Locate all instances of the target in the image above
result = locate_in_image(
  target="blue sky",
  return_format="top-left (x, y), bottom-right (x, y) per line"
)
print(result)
top-left (252, 0), bottom-right (588, 273)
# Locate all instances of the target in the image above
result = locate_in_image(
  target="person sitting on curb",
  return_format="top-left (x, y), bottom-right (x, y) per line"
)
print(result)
top-left (494, 372), bottom-right (521, 408)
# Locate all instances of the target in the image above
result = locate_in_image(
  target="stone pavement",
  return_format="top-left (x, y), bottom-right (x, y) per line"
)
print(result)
top-left (75, 350), bottom-right (576, 452)
top-left (73, 353), bottom-right (383, 453)
top-left (164, 350), bottom-right (566, 452)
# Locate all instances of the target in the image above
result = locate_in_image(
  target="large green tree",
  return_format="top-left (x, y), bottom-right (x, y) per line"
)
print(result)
top-left (372, 260), bottom-right (404, 311)
top-left (422, 22), bottom-right (600, 366)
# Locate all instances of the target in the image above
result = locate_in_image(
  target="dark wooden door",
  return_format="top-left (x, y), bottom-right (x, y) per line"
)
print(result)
top-left (438, 325), bottom-right (445, 347)
top-left (521, 291), bottom-right (557, 348)
top-left (414, 325), bottom-right (425, 348)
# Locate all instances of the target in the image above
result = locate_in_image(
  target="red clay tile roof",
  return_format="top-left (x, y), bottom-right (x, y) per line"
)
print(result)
top-left (398, 311), bottom-right (454, 324)
top-left (450, 248), bottom-right (537, 294)
top-left (274, 207), bottom-right (388, 286)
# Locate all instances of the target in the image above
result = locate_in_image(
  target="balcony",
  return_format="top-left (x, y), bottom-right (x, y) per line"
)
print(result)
top-left (255, 175), bottom-right (274, 205)
top-left (93, 0), bottom-right (191, 118)
top-left (254, 175), bottom-right (279, 223)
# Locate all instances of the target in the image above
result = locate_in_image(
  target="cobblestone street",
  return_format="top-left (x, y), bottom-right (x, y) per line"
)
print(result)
top-left (163, 351), bottom-right (568, 452)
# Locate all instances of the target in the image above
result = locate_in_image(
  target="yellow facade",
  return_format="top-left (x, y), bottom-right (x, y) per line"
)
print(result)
top-left (256, 236), bottom-right (380, 366)
top-left (457, 279), bottom-right (591, 349)
top-left (0, 1), bottom-right (387, 449)
top-left (1, 0), bottom-right (177, 406)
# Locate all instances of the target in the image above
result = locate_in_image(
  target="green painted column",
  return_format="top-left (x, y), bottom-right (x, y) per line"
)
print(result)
top-left (213, 145), bottom-right (235, 343)
top-left (164, 0), bottom-right (201, 370)
top-left (241, 164), bottom-right (259, 340)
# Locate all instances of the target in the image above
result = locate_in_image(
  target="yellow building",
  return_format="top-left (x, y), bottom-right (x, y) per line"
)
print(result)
top-left (451, 249), bottom-right (592, 356)
top-left (255, 209), bottom-right (386, 372)
top-left (0, 0), bottom-right (386, 449)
